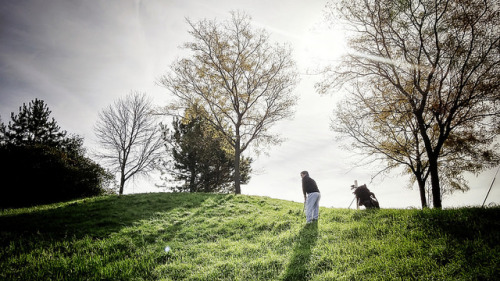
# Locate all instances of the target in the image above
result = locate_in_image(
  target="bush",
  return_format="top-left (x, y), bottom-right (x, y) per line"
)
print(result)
top-left (0, 144), bottom-right (113, 208)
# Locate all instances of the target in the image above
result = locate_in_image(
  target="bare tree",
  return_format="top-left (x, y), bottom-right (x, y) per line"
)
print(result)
top-left (94, 92), bottom-right (164, 195)
top-left (159, 11), bottom-right (299, 194)
top-left (320, 0), bottom-right (500, 208)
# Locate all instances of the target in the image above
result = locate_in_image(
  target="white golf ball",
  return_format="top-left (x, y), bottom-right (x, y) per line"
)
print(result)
top-left (165, 246), bottom-right (171, 253)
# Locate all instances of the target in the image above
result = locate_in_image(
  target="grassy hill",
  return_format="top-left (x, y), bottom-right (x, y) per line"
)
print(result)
top-left (1, 193), bottom-right (499, 280)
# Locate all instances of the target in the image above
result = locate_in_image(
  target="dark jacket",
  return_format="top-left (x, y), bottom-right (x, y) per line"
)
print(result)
top-left (353, 184), bottom-right (374, 202)
top-left (302, 175), bottom-right (320, 197)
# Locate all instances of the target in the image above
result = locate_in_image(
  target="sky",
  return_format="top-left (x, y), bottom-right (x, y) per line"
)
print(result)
top-left (1, 0), bottom-right (498, 209)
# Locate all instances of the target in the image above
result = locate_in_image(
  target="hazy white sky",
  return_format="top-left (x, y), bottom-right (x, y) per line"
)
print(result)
top-left (1, 0), bottom-right (498, 208)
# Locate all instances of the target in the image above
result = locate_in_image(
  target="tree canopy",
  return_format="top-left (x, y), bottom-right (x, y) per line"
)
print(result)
top-left (160, 11), bottom-right (299, 194)
top-left (320, 0), bottom-right (500, 208)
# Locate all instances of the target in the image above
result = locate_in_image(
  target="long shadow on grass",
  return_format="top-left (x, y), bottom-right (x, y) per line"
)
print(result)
top-left (412, 208), bottom-right (500, 242)
top-left (410, 207), bottom-right (500, 273)
top-left (0, 193), bottom-right (220, 245)
top-left (282, 222), bottom-right (319, 281)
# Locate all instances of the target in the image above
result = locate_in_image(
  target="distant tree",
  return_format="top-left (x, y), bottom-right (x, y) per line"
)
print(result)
top-left (162, 105), bottom-right (252, 193)
top-left (159, 11), bottom-right (298, 194)
top-left (320, 0), bottom-right (500, 208)
top-left (0, 99), bottom-right (113, 208)
top-left (94, 92), bottom-right (164, 195)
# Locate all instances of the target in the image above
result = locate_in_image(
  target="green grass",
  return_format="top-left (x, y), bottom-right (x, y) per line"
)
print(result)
top-left (1, 193), bottom-right (499, 280)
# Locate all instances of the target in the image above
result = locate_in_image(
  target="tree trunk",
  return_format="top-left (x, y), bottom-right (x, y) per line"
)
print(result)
top-left (416, 112), bottom-right (442, 208)
top-left (234, 137), bottom-right (241, 194)
top-left (119, 151), bottom-right (127, 195)
top-left (119, 173), bottom-right (125, 195)
top-left (416, 177), bottom-right (428, 208)
top-left (428, 156), bottom-right (442, 208)
top-left (189, 167), bottom-right (196, 192)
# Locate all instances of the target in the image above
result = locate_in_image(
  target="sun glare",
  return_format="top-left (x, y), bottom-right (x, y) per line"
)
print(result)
top-left (299, 26), bottom-right (348, 70)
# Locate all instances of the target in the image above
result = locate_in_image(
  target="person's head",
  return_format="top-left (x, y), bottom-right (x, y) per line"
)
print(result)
top-left (300, 171), bottom-right (309, 178)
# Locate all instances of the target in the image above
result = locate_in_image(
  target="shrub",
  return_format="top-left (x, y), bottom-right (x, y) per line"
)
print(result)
top-left (0, 144), bottom-right (113, 208)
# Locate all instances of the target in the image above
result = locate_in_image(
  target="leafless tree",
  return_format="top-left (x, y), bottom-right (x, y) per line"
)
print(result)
top-left (94, 92), bottom-right (164, 195)
top-left (159, 11), bottom-right (299, 194)
top-left (320, 0), bottom-right (500, 208)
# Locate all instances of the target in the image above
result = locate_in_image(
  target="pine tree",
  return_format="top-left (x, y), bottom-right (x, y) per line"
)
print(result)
top-left (0, 99), bottom-right (112, 208)
top-left (163, 115), bottom-right (252, 193)
top-left (5, 99), bottom-right (66, 147)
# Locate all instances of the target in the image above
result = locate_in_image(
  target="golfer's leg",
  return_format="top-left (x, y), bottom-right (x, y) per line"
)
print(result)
top-left (305, 195), bottom-right (313, 223)
top-left (313, 193), bottom-right (321, 220)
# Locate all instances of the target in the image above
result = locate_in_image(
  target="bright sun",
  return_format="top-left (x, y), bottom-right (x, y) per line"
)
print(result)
top-left (299, 25), bottom-right (348, 70)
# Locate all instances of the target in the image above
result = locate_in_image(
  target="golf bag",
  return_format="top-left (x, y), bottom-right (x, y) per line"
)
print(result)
top-left (352, 184), bottom-right (380, 209)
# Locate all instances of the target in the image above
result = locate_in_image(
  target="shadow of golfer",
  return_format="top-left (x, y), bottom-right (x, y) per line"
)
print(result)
top-left (282, 222), bottom-right (319, 281)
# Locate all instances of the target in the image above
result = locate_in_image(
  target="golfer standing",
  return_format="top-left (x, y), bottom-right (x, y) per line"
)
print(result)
top-left (301, 171), bottom-right (321, 223)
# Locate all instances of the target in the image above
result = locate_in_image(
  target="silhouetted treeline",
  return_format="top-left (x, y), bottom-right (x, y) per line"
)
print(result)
top-left (0, 99), bottom-right (113, 208)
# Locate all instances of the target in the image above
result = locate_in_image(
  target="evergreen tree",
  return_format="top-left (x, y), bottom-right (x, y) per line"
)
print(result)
top-left (5, 99), bottom-right (66, 147)
top-left (0, 99), bottom-right (112, 208)
top-left (163, 114), bottom-right (252, 193)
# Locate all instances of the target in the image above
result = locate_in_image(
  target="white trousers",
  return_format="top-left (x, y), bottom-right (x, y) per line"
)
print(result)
top-left (305, 192), bottom-right (321, 223)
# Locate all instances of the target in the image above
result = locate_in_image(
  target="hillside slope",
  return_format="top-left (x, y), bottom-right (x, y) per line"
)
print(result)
top-left (1, 193), bottom-right (499, 280)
